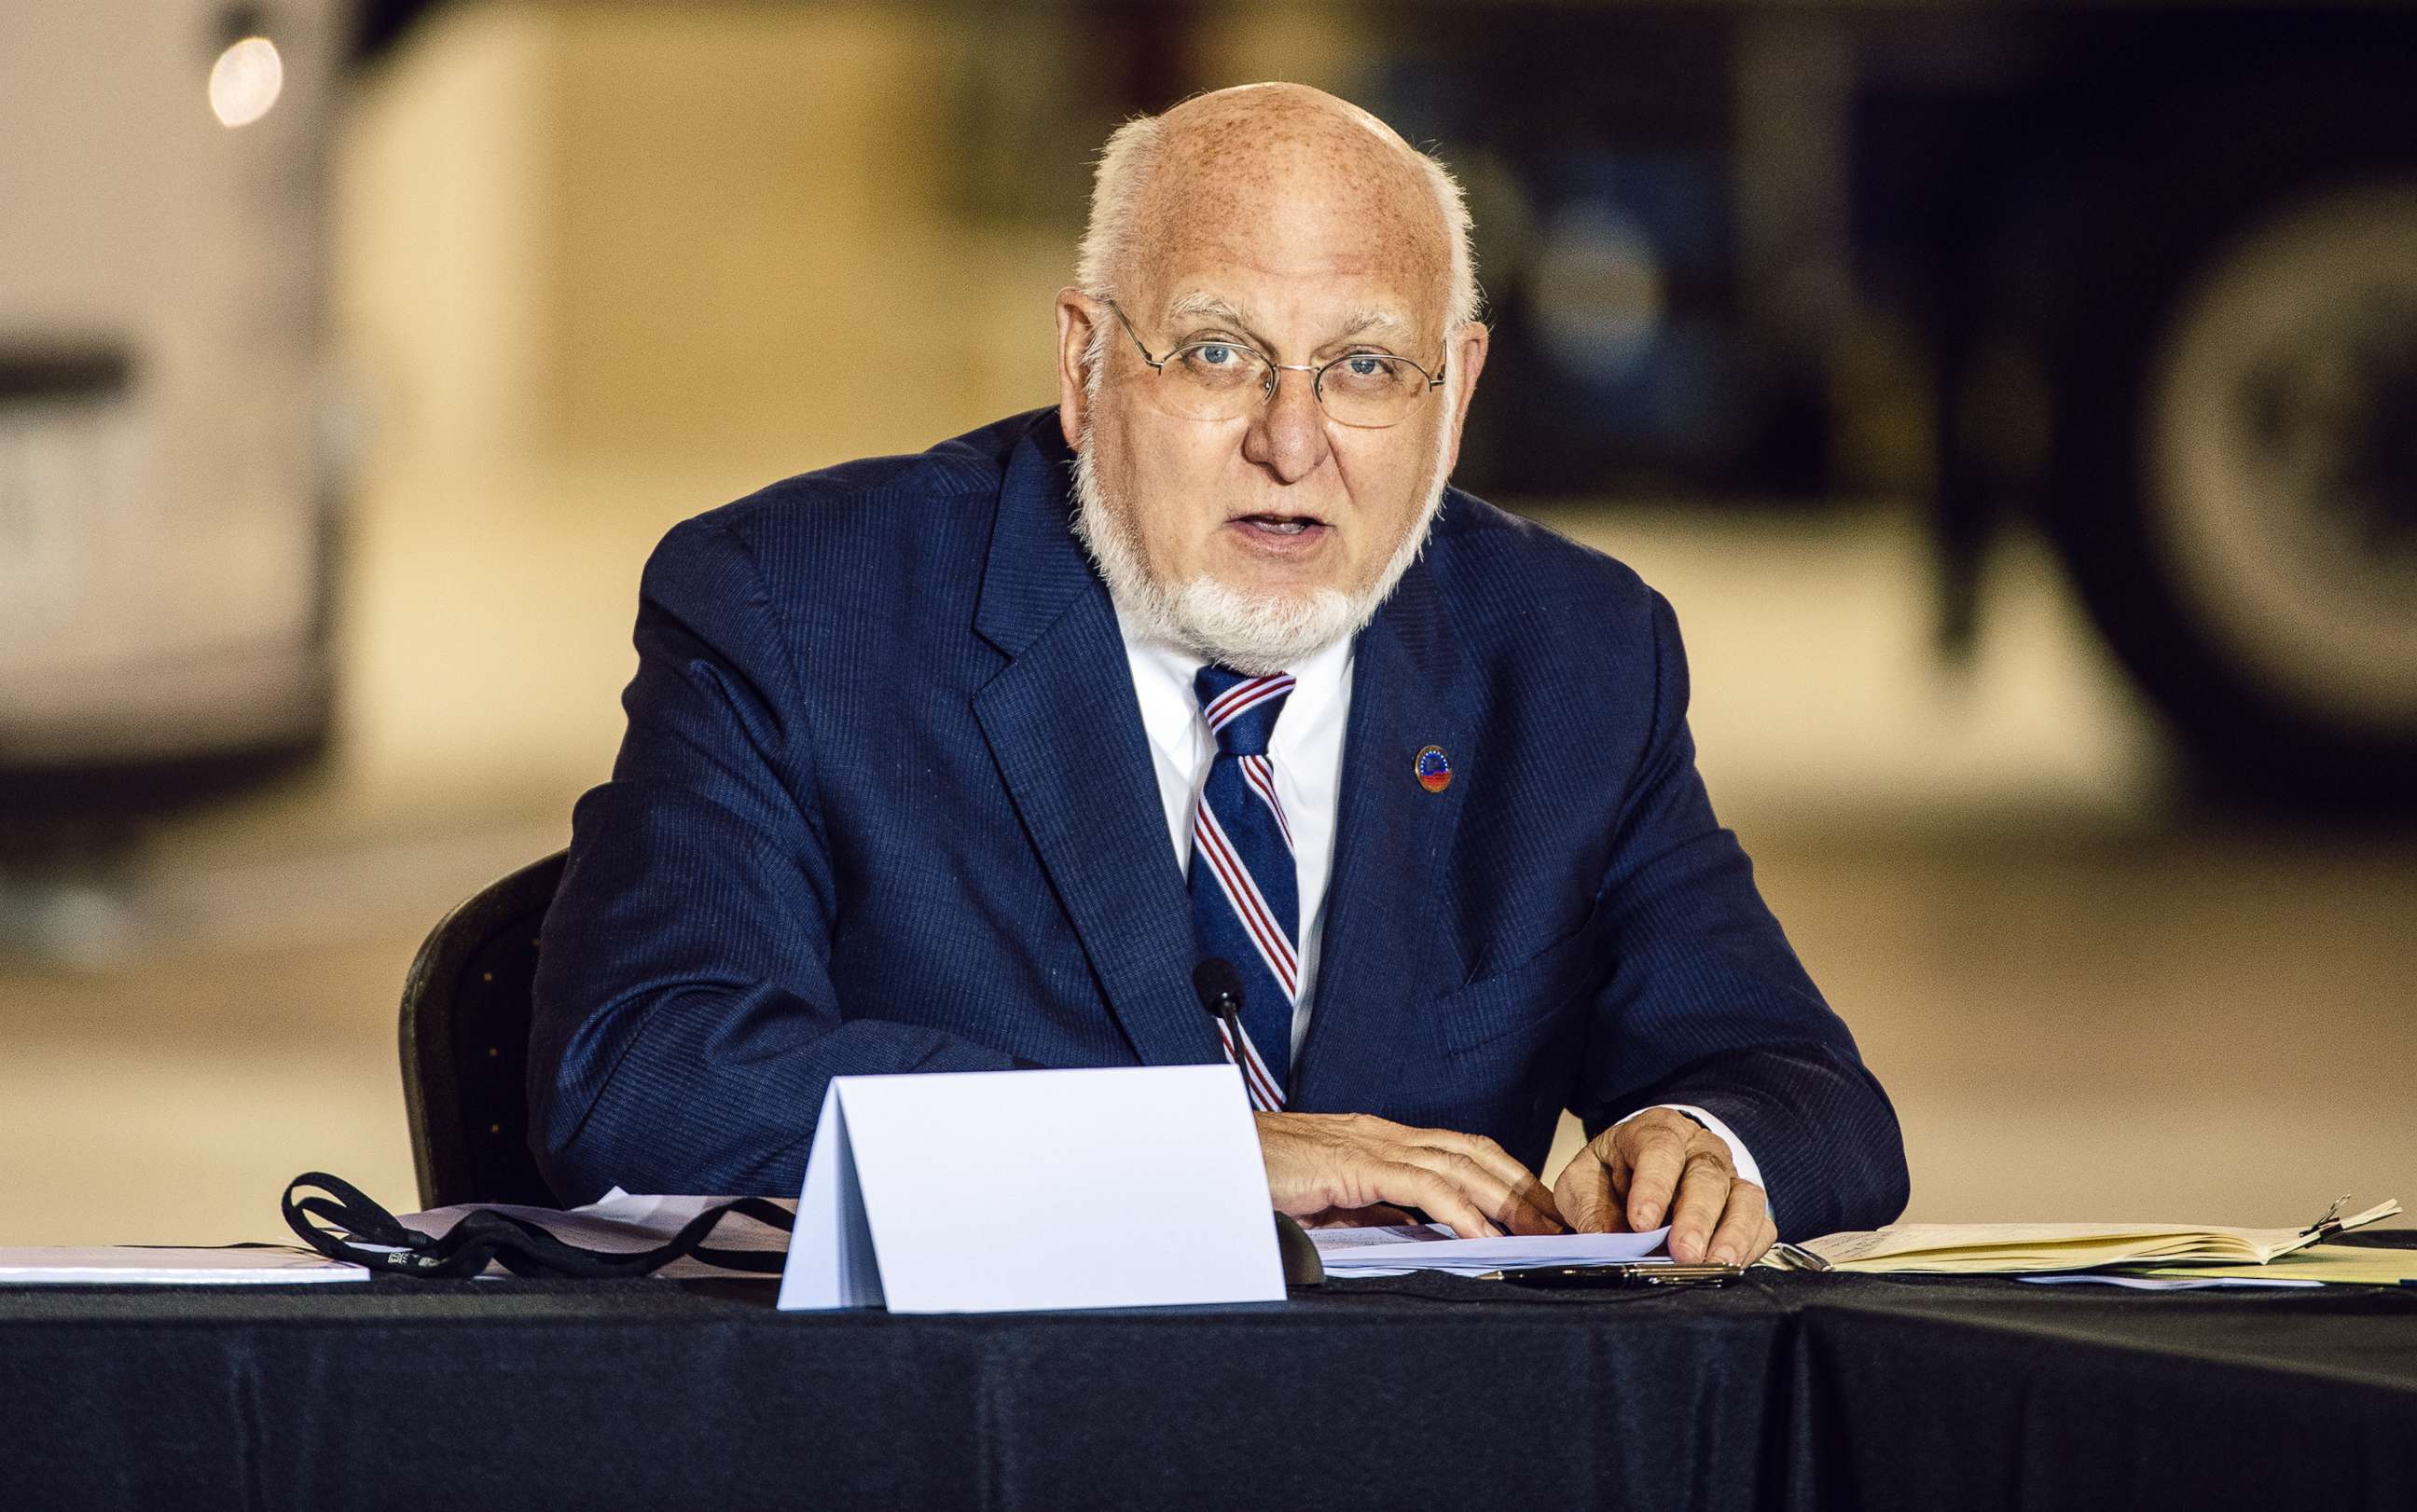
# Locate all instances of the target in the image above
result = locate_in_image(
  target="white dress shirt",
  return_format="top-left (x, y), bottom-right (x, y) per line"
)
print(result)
top-left (1112, 608), bottom-right (1765, 1199)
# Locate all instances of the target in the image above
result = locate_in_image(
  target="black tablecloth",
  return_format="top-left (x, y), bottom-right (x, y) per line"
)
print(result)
top-left (7, 1244), bottom-right (2415, 1512)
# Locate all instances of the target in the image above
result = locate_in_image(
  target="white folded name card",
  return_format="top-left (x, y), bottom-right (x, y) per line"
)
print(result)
top-left (777, 1065), bottom-right (1286, 1314)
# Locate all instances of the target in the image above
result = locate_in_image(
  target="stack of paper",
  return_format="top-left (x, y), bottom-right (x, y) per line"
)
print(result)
top-left (2018, 1273), bottom-right (2323, 1291)
top-left (1769, 1199), bottom-right (2400, 1275)
top-left (2134, 1243), bottom-right (2417, 1286)
top-left (0, 1247), bottom-right (366, 1285)
top-left (1307, 1223), bottom-right (1671, 1277)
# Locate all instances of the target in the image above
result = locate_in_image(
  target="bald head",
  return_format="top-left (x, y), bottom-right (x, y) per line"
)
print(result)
top-left (1144, 82), bottom-right (1429, 213)
top-left (1075, 84), bottom-right (1478, 337)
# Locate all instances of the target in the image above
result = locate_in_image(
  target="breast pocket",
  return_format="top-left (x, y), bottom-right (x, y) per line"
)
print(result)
top-left (1433, 902), bottom-right (1609, 1058)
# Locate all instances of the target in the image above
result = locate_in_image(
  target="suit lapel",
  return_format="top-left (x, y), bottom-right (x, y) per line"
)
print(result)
top-left (1291, 554), bottom-right (1474, 1107)
top-left (971, 420), bottom-right (1220, 1068)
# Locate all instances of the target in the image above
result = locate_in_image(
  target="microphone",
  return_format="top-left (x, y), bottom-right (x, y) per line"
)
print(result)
top-left (1193, 956), bottom-right (1323, 1285)
top-left (1191, 957), bottom-right (1249, 1073)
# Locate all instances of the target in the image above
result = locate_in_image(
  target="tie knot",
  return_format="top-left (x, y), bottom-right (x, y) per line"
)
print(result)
top-left (1194, 666), bottom-right (1294, 756)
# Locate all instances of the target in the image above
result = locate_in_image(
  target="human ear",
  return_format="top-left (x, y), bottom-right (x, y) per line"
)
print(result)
top-left (1439, 320), bottom-right (1491, 474)
top-left (1055, 289), bottom-right (1102, 450)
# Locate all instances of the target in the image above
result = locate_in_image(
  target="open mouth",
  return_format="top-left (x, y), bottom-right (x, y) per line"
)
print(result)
top-left (1234, 512), bottom-right (1326, 538)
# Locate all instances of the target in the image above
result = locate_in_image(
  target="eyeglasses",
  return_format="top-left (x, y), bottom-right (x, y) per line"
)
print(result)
top-left (1105, 300), bottom-right (1446, 430)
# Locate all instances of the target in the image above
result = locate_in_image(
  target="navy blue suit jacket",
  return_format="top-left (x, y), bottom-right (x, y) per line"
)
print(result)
top-left (529, 409), bottom-right (1909, 1239)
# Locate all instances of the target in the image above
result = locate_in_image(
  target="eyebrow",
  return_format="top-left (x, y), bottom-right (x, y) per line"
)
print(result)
top-left (1162, 293), bottom-right (1415, 352)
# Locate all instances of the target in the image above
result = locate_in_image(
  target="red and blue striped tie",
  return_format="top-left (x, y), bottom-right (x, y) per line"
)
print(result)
top-left (1188, 665), bottom-right (1298, 1111)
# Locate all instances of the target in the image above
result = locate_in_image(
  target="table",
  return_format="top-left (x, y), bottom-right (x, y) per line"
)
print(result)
top-left (7, 1251), bottom-right (2415, 1511)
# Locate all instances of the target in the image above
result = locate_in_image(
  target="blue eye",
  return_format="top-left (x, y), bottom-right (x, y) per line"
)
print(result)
top-left (1198, 345), bottom-right (1235, 365)
top-left (1346, 356), bottom-right (1383, 377)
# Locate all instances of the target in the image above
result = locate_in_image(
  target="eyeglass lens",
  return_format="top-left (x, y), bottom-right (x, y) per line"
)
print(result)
top-left (1156, 341), bottom-right (1431, 429)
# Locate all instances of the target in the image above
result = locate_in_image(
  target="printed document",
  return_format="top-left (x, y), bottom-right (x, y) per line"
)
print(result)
top-left (1310, 1222), bottom-right (1671, 1277)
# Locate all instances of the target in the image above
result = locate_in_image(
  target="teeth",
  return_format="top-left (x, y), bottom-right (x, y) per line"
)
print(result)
top-left (1250, 517), bottom-right (1310, 535)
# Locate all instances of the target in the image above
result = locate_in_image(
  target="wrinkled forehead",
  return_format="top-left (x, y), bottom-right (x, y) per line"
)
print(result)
top-left (1127, 114), bottom-right (1453, 334)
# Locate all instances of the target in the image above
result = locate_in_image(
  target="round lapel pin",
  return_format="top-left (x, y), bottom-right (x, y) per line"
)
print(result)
top-left (1414, 745), bottom-right (1453, 793)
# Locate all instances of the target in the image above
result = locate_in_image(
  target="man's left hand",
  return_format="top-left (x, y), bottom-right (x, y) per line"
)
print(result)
top-left (1553, 1108), bottom-right (1776, 1265)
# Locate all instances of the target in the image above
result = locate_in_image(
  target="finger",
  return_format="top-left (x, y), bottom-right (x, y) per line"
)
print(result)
top-left (1553, 1146), bottom-right (1618, 1233)
top-left (1429, 1139), bottom-right (1564, 1234)
top-left (1618, 1126), bottom-right (1693, 1233)
top-left (1602, 1134), bottom-right (1635, 1215)
top-left (1374, 1161), bottom-right (1501, 1240)
top-left (1704, 1181), bottom-right (1770, 1267)
top-left (1410, 1132), bottom-right (1566, 1232)
top-left (1402, 1148), bottom-right (1555, 1238)
top-left (1664, 1149), bottom-right (1734, 1262)
top-left (1521, 1177), bottom-right (1567, 1233)
top-left (1264, 1115), bottom-right (1531, 1236)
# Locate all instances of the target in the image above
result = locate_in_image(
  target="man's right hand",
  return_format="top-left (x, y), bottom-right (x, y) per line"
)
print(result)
top-left (1255, 1111), bottom-right (1565, 1239)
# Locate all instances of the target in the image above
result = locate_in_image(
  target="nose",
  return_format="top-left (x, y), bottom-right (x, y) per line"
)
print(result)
top-left (1240, 366), bottom-right (1333, 485)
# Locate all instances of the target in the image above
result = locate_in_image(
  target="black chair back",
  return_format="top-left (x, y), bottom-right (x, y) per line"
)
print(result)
top-left (397, 851), bottom-right (567, 1209)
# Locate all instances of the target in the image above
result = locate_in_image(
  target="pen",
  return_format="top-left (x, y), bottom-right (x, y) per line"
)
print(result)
top-left (1477, 1262), bottom-right (1742, 1288)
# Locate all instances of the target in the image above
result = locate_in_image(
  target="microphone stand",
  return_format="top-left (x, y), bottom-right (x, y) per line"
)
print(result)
top-left (1191, 956), bottom-right (1321, 1285)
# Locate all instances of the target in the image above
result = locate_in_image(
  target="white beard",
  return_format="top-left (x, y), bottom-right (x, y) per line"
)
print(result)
top-left (1068, 418), bottom-right (1453, 676)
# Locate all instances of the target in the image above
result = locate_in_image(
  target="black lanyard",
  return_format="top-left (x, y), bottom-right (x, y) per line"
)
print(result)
top-left (281, 1173), bottom-right (794, 1279)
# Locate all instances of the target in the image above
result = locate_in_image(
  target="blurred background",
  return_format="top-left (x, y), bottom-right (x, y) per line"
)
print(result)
top-left (3, 0), bottom-right (2411, 1244)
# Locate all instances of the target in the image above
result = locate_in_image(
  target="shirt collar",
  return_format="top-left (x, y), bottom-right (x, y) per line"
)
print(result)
top-left (1112, 606), bottom-right (1354, 739)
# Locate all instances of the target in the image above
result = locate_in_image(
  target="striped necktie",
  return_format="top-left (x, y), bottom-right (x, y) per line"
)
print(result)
top-left (1187, 665), bottom-right (1298, 1111)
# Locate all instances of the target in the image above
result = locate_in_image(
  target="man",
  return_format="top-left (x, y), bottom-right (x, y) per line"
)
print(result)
top-left (530, 84), bottom-right (1908, 1264)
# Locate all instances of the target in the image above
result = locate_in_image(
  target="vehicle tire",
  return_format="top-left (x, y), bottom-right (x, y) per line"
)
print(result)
top-left (2041, 69), bottom-right (2417, 809)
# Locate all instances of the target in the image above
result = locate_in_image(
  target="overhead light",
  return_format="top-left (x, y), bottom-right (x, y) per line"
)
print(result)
top-left (208, 36), bottom-right (283, 129)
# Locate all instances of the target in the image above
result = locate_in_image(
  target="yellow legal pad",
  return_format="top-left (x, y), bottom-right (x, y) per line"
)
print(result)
top-left (2132, 1244), bottom-right (2417, 1286)
top-left (1765, 1198), bottom-right (2402, 1275)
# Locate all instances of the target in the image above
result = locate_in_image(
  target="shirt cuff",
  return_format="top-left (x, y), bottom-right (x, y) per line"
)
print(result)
top-left (1616, 1104), bottom-right (1768, 1207)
